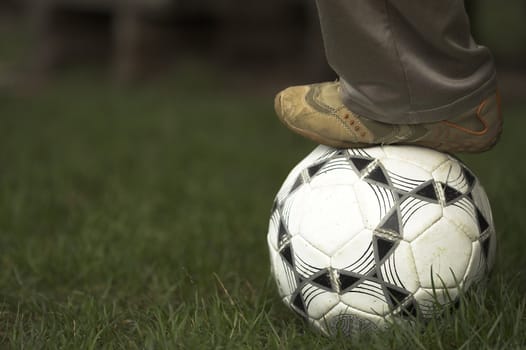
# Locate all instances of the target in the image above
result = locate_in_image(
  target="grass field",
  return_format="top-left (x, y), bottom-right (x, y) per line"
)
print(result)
top-left (0, 72), bottom-right (525, 349)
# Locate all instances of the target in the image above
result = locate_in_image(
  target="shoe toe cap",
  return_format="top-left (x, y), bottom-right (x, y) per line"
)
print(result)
top-left (274, 86), bottom-right (309, 122)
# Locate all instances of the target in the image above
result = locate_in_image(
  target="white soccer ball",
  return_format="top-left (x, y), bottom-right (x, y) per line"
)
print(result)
top-left (267, 145), bottom-right (496, 335)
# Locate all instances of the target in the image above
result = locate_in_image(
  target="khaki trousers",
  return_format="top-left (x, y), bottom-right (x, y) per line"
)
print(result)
top-left (315, 0), bottom-right (497, 123)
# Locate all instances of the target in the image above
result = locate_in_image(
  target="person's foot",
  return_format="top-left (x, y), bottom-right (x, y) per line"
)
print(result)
top-left (274, 81), bottom-right (502, 153)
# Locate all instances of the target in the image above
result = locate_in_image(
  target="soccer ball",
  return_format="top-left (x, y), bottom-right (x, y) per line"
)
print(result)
top-left (267, 145), bottom-right (496, 335)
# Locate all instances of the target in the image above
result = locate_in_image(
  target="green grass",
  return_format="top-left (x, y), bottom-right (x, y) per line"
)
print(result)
top-left (0, 72), bottom-right (525, 349)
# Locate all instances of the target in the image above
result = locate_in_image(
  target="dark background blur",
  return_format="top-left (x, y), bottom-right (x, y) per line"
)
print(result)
top-left (0, 0), bottom-right (525, 100)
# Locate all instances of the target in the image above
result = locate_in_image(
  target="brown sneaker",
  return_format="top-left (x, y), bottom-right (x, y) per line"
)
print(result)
top-left (274, 81), bottom-right (502, 153)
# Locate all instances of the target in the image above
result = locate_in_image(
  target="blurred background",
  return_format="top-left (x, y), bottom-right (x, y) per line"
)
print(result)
top-left (0, 0), bottom-right (525, 97)
top-left (0, 0), bottom-right (327, 91)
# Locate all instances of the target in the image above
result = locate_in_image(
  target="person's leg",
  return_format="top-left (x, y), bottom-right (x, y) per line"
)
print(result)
top-left (317, 0), bottom-right (496, 124)
top-left (274, 0), bottom-right (502, 152)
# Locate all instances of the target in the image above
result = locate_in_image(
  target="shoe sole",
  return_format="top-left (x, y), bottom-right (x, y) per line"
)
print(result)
top-left (279, 110), bottom-right (502, 153)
